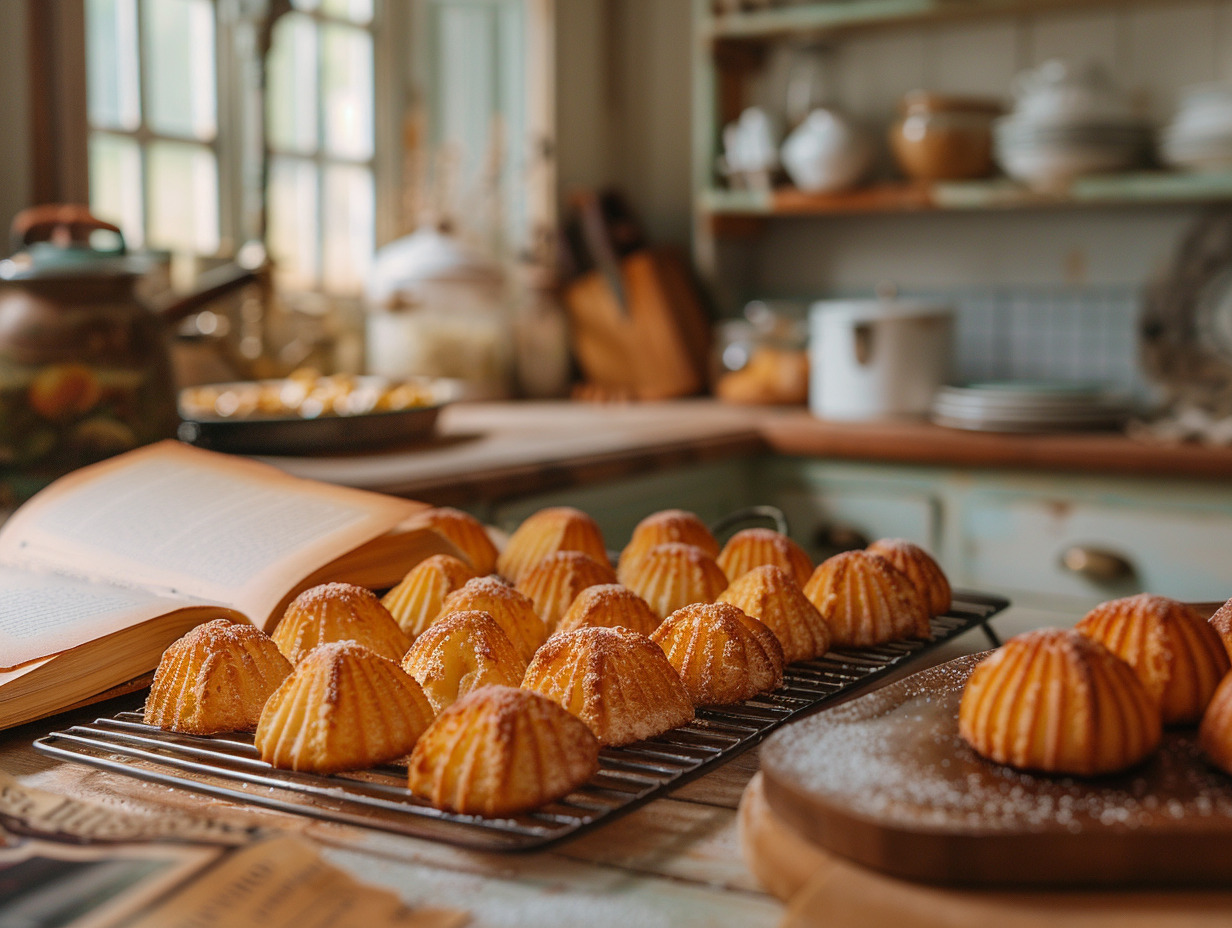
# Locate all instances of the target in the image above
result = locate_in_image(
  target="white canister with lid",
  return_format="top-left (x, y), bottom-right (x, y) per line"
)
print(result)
top-left (808, 298), bottom-right (953, 420)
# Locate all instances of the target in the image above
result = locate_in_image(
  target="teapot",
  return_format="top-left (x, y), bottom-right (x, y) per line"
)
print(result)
top-left (0, 204), bottom-right (259, 505)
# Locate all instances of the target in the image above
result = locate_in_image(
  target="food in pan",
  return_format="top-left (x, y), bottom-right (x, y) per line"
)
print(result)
top-left (716, 528), bottom-right (812, 588)
top-left (407, 685), bottom-right (600, 816)
top-left (515, 551), bottom-right (618, 633)
top-left (496, 506), bottom-right (608, 584)
top-left (718, 565), bottom-right (831, 664)
top-left (179, 369), bottom-right (436, 420)
top-left (556, 583), bottom-right (662, 637)
top-left (406, 507), bottom-right (500, 575)
top-left (865, 538), bottom-right (952, 617)
top-left (617, 509), bottom-right (719, 583)
top-left (382, 554), bottom-right (477, 640)
top-left (400, 610), bottom-right (528, 714)
top-left (1075, 593), bottom-right (1230, 725)
top-left (959, 628), bottom-right (1162, 776)
top-left (255, 641), bottom-right (435, 774)
top-left (440, 576), bottom-right (548, 663)
top-left (650, 602), bottom-right (784, 705)
top-left (623, 542), bottom-right (729, 620)
top-left (522, 626), bottom-right (694, 745)
top-left (803, 550), bottom-right (931, 647)
top-left (144, 619), bottom-right (291, 735)
top-left (272, 582), bottom-right (411, 664)
top-left (1199, 672), bottom-right (1232, 775)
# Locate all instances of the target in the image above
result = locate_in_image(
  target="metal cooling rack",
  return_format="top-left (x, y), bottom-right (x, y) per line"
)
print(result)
top-left (34, 590), bottom-right (1008, 852)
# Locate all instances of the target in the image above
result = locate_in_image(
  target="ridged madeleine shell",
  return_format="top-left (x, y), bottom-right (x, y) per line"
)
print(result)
top-left (557, 584), bottom-right (661, 637)
top-left (959, 628), bottom-right (1162, 776)
top-left (497, 507), bottom-right (608, 584)
top-left (1199, 672), bottom-right (1232, 775)
top-left (406, 506), bottom-right (499, 575)
top-left (718, 565), bottom-right (830, 664)
top-left (516, 551), bottom-right (617, 633)
top-left (651, 602), bottom-right (784, 705)
top-left (401, 610), bottom-right (528, 713)
top-left (255, 641), bottom-right (435, 774)
top-left (1208, 597), bottom-right (1232, 663)
top-left (866, 538), bottom-right (952, 617)
top-left (407, 685), bottom-right (599, 816)
top-left (522, 626), bottom-right (694, 745)
top-left (272, 582), bottom-right (410, 665)
top-left (624, 542), bottom-right (729, 620)
top-left (440, 576), bottom-right (547, 664)
top-left (1075, 593), bottom-right (1230, 725)
top-left (617, 509), bottom-right (719, 583)
top-left (716, 528), bottom-right (812, 588)
top-left (382, 554), bottom-right (477, 640)
top-left (803, 551), bottom-right (931, 647)
top-left (145, 620), bottom-right (291, 735)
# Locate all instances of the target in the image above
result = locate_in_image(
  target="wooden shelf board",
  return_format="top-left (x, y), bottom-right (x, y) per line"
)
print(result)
top-left (701, 171), bottom-right (1232, 220)
top-left (705, 0), bottom-right (1178, 42)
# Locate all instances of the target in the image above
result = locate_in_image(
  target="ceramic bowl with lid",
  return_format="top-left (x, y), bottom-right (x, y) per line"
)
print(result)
top-left (889, 92), bottom-right (1003, 181)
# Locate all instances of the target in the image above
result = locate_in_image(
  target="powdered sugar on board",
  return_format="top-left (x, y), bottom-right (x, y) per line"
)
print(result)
top-left (761, 653), bottom-right (1232, 835)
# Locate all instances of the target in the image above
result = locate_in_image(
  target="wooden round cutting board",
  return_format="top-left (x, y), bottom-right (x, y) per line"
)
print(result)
top-left (760, 653), bottom-right (1232, 889)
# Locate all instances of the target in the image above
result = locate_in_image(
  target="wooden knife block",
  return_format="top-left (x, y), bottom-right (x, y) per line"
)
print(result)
top-left (563, 247), bottom-right (711, 400)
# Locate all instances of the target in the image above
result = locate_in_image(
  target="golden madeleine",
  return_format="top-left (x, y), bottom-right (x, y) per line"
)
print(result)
top-left (440, 576), bottom-right (548, 664)
top-left (959, 628), bottom-right (1162, 776)
top-left (802, 551), bottom-right (931, 647)
top-left (145, 619), bottom-right (291, 735)
top-left (623, 542), bottom-right (729, 620)
top-left (522, 626), bottom-right (694, 745)
top-left (516, 551), bottom-right (617, 633)
top-left (716, 528), bottom-right (812, 588)
top-left (557, 584), bottom-right (661, 637)
top-left (718, 565), bottom-right (830, 664)
top-left (650, 602), bottom-right (784, 705)
top-left (382, 554), bottom-right (477, 639)
top-left (866, 538), bottom-right (952, 617)
top-left (617, 509), bottom-right (719, 583)
top-left (406, 506), bottom-right (499, 575)
top-left (401, 610), bottom-right (528, 713)
top-left (407, 685), bottom-right (599, 816)
top-left (1075, 593), bottom-right (1230, 725)
top-left (272, 582), bottom-right (410, 665)
top-left (255, 641), bottom-right (435, 774)
top-left (1199, 672), bottom-right (1232, 775)
top-left (496, 507), bottom-right (608, 584)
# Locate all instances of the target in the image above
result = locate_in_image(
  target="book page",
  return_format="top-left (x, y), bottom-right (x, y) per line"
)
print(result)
top-left (0, 565), bottom-right (208, 669)
top-left (0, 442), bottom-right (419, 625)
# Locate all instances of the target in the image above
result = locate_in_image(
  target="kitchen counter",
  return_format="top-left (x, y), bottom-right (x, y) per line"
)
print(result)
top-left (262, 401), bottom-right (1232, 503)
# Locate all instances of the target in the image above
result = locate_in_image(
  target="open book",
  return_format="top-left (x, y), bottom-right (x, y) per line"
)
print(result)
top-left (0, 441), bottom-right (460, 730)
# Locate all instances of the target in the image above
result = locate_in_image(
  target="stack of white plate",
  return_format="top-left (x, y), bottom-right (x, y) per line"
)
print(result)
top-left (1161, 83), bottom-right (1232, 171)
top-left (931, 382), bottom-right (1133, 433)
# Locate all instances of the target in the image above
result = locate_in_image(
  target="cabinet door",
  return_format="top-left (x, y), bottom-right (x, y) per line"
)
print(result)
top-left (962, 492), bottom-right (1232, 605)
top-left (774, 487), bottom-right (940, 563)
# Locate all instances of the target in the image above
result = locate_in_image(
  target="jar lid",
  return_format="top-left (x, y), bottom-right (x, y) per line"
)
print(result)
top-left (899, 90), bottom-right (1004, 117)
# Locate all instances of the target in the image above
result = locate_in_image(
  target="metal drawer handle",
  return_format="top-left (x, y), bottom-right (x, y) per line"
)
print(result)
top-left (1059, 546), bottom-right (1137, 584)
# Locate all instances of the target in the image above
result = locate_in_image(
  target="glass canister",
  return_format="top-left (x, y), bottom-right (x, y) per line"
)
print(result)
top-left (890, 91), bottom-right (1003, 182)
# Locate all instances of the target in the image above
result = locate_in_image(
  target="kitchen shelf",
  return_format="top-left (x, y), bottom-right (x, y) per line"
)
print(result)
top-left (701, 171), bottom-right (1232, 223)
top-left (705, 0), bottom-right (1181, 42)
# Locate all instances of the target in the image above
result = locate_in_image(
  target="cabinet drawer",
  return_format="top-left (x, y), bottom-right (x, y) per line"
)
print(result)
top-left (962, 494), bottom-right (1232, 605)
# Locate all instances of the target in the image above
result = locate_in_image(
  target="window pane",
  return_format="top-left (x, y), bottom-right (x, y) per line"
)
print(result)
top-left (144, 0), bottom-right (217, 140)
top-left (268, 157), bottom-right (320, 290)
top-left (89, 133), bottom-right (145, 247)
top-left (86, 0), bottom-right (140, 131)
top-left (267, 14), bottom-right (319, 155)
top-left (321, 24), bottom-right (373, 160)
top-left (322, 164), bottom-right (373, 294)
top-left (321, 0), bottom-right (374, 25)
top-left (147, 141), bottom-right (219, 253)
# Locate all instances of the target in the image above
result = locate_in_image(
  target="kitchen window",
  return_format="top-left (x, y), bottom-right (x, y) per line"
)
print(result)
top-left (82, 0), bottom-right (381, 295)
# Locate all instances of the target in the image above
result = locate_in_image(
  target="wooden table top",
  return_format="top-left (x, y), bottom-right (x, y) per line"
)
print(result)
top-left (1, 627), bottom-right (1001, 927)
top-left (257, 401), bottom-right (1232, 504)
